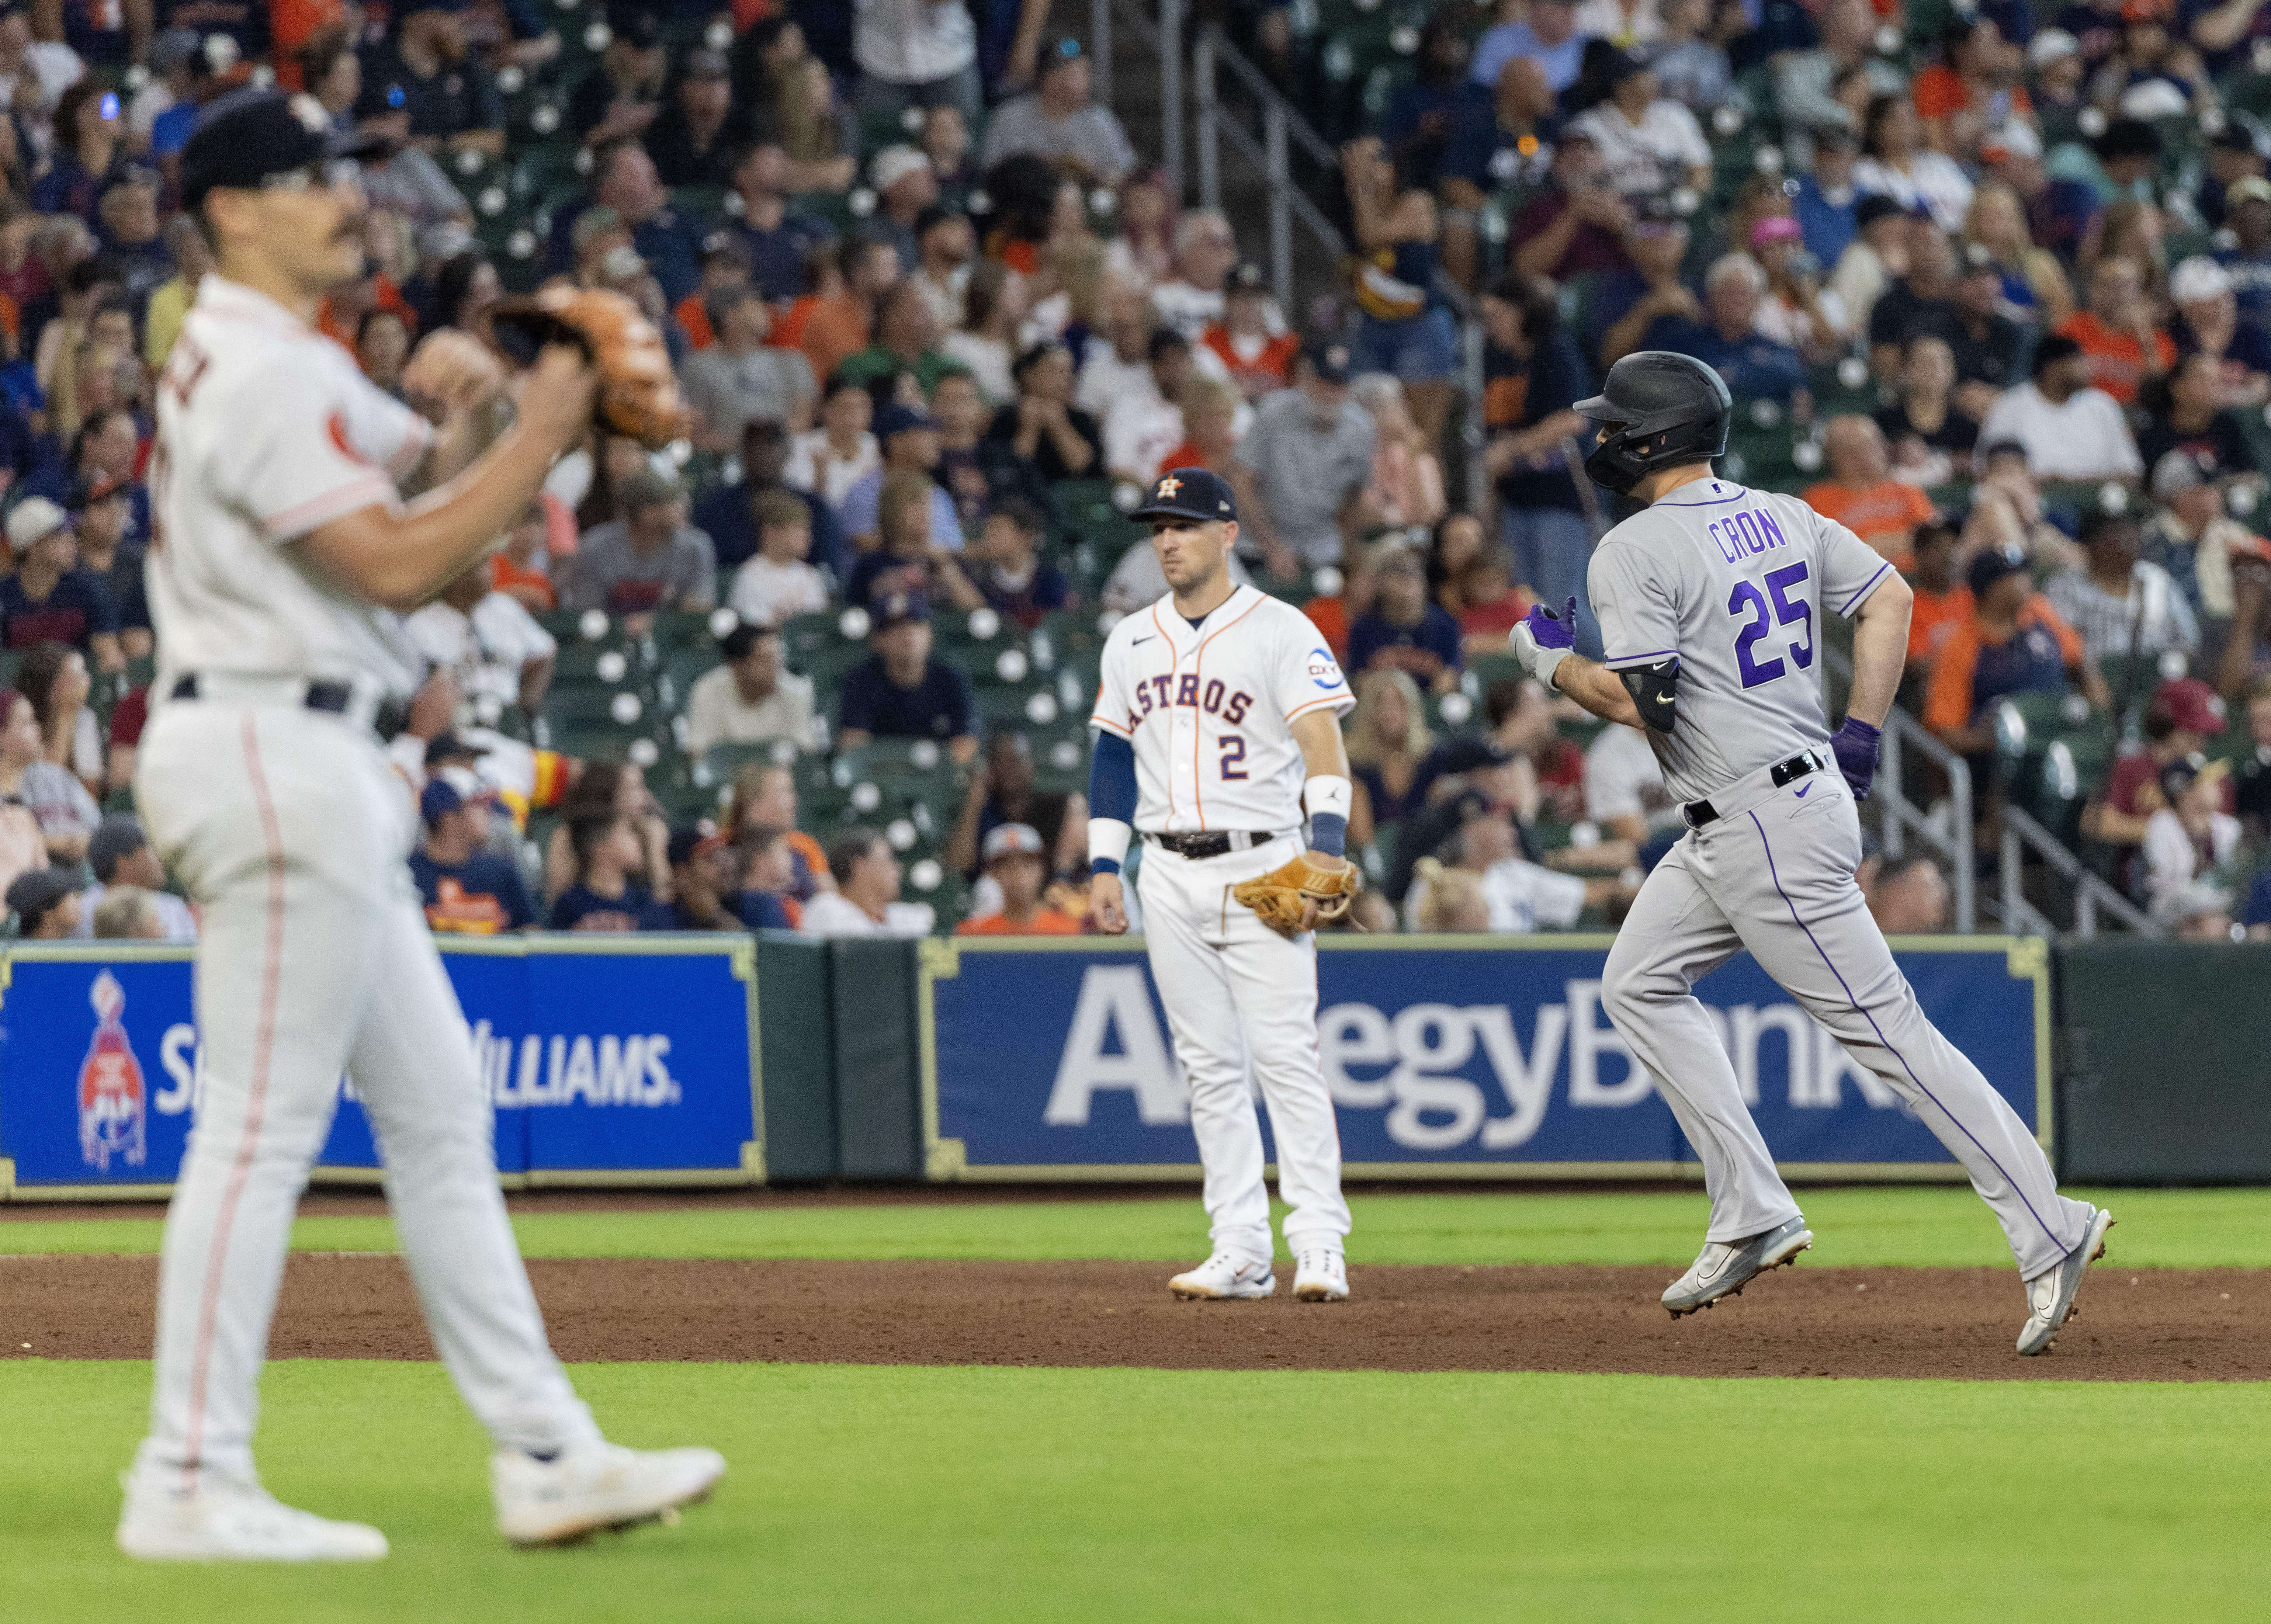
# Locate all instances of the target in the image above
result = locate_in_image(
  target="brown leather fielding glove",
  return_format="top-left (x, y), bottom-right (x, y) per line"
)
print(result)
top-left (1232, 851), bottom-right (1362, 938)
top-left (489, 287), bottom-right (688, 450)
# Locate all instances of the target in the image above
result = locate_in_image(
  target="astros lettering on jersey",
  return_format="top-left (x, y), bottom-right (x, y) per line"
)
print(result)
top-left (1091, 586), bottom-right (1354, 833)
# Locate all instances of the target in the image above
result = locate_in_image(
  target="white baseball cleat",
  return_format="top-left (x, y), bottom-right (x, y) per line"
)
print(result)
top-left (2016, 1206), bottom-right (2115, 1356)
top-left (116, 1467), bottom-right (389, 1562)
top-left (1292, 1249), bottom-right (1350, 1302)
top-left (1168, 1253), bottom-right (1277, 1300)
top-left (493, 1440), bottom-right (727, 1548)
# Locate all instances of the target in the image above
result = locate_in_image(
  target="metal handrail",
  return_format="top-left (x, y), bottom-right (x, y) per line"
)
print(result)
top-left (1824, 648), bottom-right (1975, 933)
top-left (2000, 805), bottom-right (2160, 939)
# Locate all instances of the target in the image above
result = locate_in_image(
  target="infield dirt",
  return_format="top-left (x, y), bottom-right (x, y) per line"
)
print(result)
top-left (4, 1256), bottom-right (2262, 1380)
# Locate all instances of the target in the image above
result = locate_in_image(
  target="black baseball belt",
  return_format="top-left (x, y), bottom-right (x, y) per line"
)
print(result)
top-left (1143, 830), bottom-right (1291, 860)
top-left (1680, 751), bottom-right (1824, 830)
top-left (170, 674), bottom-right (409, 742)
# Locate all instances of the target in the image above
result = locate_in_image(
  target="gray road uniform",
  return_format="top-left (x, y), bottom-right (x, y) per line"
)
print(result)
top-left (1588, 479), bottom-right (2091, 1278)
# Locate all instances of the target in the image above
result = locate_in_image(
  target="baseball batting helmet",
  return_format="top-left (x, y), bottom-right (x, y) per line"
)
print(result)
top-left (1573, 351), bottom-right (1732, 496)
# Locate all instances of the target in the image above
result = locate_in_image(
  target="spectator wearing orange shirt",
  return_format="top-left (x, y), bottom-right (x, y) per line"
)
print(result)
top-left (672, 236), bottom-right (755, 352)
top-left (792, 233), bottom-right (899, 386)
top-left (1802, 416), bottom-right (1936, 568)
top-left (487, 501), bottom-right (560, 613)
top-left (956, 824), bottom-right (1081, 934)
top-left (1911, 16), bottom-right (2031, 162)
top-left (1904, 517), bottom-right (1970, 678)
top-left (1198, 263), bottom-right (1298, 398)
top-left (1924, 545), bottom-right (2109, 756)
top-left (2055, 255), bottom-right (2173, 407)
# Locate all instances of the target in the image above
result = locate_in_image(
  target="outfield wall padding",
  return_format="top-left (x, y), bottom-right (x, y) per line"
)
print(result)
top-left (755, 933), bottom-right (836, 1180)
top-left (2055, 941), bottom-right (2271, 1183)
top-left (829, 940), bottom-right (924, 1179)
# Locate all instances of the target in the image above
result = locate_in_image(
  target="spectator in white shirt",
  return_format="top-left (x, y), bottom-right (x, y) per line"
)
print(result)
top-left (727, 489), bottom-right (833, 627)
top-left (798, 827), bottom-right (936, 936)
top-left (1104, 327), bottom-right (1195, 486)
top-left (942, 257), bottom-right (1024, 405)
top-left (1571, 56), bottom-right (1711, 199)
top-left (1976, 334), bottom-right (2144, 483)
top-left (1583, 723), bottom-right (1681, 844)
top-left (1851, 92), bottom-right (1974, 234)
top-left (852, 0), bottom-right (981, 127)
top-left (2141, 755), bottom-right (2239, 907)
top-left (784, 374), bottom-right (883, 512)
top-left (1151, 209), bottom-right (1283, 340)
top-left (1458, 809), bottom-right (1593, 933)
top-left (405, 565), bottom-right (559, 715)
top-left (685, 622), bottom-right (821, 757)
top-left (69, 815), bottom-right (197, 941)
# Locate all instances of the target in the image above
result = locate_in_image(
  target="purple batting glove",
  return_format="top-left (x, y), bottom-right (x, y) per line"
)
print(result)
top-left (1522, 596), bottom-right (1578, 652)
top-left (1831, 716), bottom-right (1880, 801)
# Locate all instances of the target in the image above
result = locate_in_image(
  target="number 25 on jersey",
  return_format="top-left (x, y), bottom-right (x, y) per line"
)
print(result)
top-left (1729, 561), bottom-right (1813, 689)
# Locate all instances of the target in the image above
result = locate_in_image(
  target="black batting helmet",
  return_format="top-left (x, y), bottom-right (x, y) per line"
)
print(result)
top-left (1573, 351), bottom-right (1731, 496)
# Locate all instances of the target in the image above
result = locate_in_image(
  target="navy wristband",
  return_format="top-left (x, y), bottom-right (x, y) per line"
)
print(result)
top-left (1309, 811), bottom-right (1348, 858)
top-left (1090, 857), bottom-right (1122, 875)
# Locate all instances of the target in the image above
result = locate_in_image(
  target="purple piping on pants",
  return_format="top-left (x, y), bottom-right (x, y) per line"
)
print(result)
top-left (1745, 809), bottom-right (2075, 1256)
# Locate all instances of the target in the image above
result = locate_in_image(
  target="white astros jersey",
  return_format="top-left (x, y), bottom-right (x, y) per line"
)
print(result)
top-left (148, 275), bottom-right (435, 697)
top-left (1587, 478), bottom-right (1893, 805)
top-left (1091, 583), bottom-right (1355, 832)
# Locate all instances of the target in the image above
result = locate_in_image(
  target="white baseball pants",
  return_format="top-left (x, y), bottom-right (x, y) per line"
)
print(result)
top-left (1137, 835), bottom-right (1351, 1264)
top-left (132, 698), bottom-right (597, 1485)
top-left (1601, 754), bottom-right (2092, 1280)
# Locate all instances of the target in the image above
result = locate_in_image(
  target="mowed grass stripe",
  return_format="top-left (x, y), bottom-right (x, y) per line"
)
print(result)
top-left (3, 1187), bottom-right (2268, 1268)
top-left (6, 1360), bottom-right (2265, 1624)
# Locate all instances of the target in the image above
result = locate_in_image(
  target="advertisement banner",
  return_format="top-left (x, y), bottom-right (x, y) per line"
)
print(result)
top-left (0, 938), bottom-right (763, 1197)
top-left (917, 936), bottom-right (2052, 1179)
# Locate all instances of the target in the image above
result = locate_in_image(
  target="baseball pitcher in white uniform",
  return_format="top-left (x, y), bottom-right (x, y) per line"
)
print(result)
top-left (1087, 468), bottom-right (1362, 1303)
top-left (117, 94), bottom-right (722, 1562)
top-left (1508, 354), bottom-right (2114, 1355)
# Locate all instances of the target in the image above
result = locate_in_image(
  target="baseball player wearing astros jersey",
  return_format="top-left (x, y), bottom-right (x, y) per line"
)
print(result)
top-left (1087, 468), bottom-right (1358, 1303)
top-left (116, 96), bottom-right (722, 1563)
top-left (1511, 353), bottom-right (2114, 1355)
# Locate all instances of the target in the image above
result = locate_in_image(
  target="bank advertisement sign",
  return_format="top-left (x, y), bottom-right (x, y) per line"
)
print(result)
top-left (918, 937), bottom-right (2050, 1177)
top-left (0, 939), bottom-right (761, 1194)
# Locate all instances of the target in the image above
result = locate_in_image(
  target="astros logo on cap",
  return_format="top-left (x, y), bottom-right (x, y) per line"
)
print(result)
top-left (1156, 475), bottom-right (1182, 499)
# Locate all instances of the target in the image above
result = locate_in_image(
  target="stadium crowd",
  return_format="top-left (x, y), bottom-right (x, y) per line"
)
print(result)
top-left (9, 0), bottom-right (2271, 944)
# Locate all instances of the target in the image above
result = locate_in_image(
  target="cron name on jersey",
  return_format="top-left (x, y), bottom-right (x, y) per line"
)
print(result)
top-left (1707, 504), bottom-right (1795, 565)
top-left (1123, 670), bottom-right (1256, 733)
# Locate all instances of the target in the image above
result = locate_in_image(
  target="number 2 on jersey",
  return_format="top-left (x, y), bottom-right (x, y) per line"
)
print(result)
top-left (1729, 561), bottom-right (1813, 688)
top-left (1219, 735), bottom-right (1248, 780)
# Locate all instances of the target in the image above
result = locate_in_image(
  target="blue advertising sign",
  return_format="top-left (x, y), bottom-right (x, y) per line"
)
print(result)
top-left (0, 938), bottom-right (764, 1197)
top-left (916, 937), bottom-right (2052, 1179)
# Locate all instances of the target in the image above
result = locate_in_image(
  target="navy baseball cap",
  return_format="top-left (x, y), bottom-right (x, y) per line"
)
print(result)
top-left (180, 91), bottom-right (389, 212)
top-left (874, 403), bottom-right (940, 441)
top-left (1966, 544), bottom-right (2029, 598)
top-left (1303, 337), bottom-right (1355, 385)
top-left (420, 778), bottom-right (466, 827)
top-left (1130, 466), bottom-right (1238, 524)
top-left (875, 590), bottom-right (933, 630)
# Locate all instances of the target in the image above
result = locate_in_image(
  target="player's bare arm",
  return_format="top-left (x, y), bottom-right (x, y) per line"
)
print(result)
top-left (300, 347), bottom-right (596, 610)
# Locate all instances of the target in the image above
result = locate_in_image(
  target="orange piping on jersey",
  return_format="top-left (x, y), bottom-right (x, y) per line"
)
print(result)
top-left (1189, 589), bottom-right (1265, 833)
top-left (1286, 693), bottom-right (1352, 722)
top-left (1150, 602), bottom-right (1181, 829)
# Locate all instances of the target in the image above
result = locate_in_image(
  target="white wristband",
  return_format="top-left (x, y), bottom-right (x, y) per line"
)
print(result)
top-left (1088, 818), bottom-right (1132, 868)
top-left (1303, 775), bottom-right (1352, 820)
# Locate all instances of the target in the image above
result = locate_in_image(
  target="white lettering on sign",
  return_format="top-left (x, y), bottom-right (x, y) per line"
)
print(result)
top-left (1044, 965), bottom-right (1189, 1126)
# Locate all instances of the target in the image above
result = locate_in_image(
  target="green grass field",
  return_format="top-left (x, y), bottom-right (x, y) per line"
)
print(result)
top-left (5, 1187), bottom-right (2265, 1622)
top-left (6, 1185), bottom-right (2270, 1266)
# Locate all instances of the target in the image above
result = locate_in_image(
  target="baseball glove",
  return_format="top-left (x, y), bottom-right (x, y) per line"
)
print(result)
top-left (488, 287), bottom-right (688, 450)
top-left (1232, 851), bottom-right (1363, 937)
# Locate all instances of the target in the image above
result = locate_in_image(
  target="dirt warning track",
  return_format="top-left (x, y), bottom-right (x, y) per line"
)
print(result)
top-left (3, 1255), bottom-right (2264, 1380)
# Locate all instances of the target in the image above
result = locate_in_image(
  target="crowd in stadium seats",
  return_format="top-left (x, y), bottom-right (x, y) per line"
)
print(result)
top-left (14, 0), bottom-right (2271, 943)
